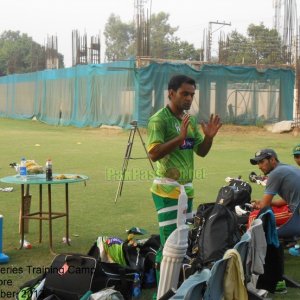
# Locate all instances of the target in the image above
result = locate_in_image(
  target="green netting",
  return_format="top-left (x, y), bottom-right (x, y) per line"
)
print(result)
top-left (137, 63), bottom-right (295, 126)
top-left (0, 60), bottom-right (295, 128)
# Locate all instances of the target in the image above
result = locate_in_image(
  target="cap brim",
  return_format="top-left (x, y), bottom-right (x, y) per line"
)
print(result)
top-left (250, 158), bottom-right (259, 165)
top-left (250, 154), bottom-right (269, 165)
top-left (293, 151), bottom-right (300, 155)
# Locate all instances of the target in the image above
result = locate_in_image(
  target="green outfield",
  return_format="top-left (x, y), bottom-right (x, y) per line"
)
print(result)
top-left (0, 118), bottom-right (299, 299)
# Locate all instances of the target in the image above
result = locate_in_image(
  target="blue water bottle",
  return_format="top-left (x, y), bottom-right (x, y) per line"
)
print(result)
top-left (20, 158), bottom-right (27, 181)
top-left (132, 273), bottom-right (141, 298)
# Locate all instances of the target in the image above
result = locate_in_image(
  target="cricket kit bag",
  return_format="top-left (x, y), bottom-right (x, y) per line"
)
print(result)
top-left (88, 234), bottom-right (159, 289)
top-left (191, 203), bottom-right (241, 270)
top-left (216, 179), bottom-right (252, 210)
top-left (38, 253), bottom-right (100, 299)
top-left (22, 253), bottom-right (137, 300)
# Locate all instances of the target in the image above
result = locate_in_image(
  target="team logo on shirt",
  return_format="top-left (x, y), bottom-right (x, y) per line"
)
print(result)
top-left (179, 138), bottom-right (195, 150)
top-left (105, 237), bottom-right (123, 247)
top-left (175, 124), bottom-right (180, 133)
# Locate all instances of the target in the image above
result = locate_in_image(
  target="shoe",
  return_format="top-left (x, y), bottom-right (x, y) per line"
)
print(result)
top-left (289, 245), bottom-right (300, 256)
top-left (20, 239), bottom-right (32, 249)
top-left (275, 280), bottom-right (287, 294)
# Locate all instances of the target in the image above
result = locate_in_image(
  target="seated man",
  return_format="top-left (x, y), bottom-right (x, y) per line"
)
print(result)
top-left (248, 148), bottom-right (300, 227)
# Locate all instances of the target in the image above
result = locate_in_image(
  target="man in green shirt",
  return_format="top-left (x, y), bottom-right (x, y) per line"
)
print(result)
top-left (147, 74), bottom-right (221, 286)
top-left (292, 143), bottom-right (300, 167)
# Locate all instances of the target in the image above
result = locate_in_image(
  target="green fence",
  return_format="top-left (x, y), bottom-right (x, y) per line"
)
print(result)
top-left (0, 60), bottom-right (295, 128)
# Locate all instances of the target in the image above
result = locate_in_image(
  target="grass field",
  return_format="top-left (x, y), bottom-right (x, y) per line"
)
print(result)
top-left (0, 118), bottom-right (300, 299)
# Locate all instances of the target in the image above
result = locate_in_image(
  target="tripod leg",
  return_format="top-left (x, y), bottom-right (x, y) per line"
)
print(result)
top-left (136, 127), bottom-right (155, 171)
top-left (114, 127), bottom-right (136, 203)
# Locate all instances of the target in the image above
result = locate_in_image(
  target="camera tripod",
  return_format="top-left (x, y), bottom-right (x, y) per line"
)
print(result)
top-left (114, 120), bottom-right (155, 203)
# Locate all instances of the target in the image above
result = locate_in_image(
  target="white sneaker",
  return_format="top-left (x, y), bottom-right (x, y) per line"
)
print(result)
top-left (20, 239), bottom-right (32, 249)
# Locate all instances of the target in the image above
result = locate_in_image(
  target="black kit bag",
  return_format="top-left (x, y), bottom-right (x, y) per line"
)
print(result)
top-left (122, 234), bottom-right (159, 288)
top-left (215, 179), bottom-right (252, 210)
top-left (40, 253), bottom-right (99, 300)
top-left (228, 178), bottom-right (252, 195)
top-left (88, 234), bottom-right (159, 289)
top-left (40, 253), bottom-right (136, 300)
top-left (187, 202), bottom-right (215, 259)
top-left (95, 262), bottom-right (137, 300)
top-left (193, 203), bottom-right (241, 270)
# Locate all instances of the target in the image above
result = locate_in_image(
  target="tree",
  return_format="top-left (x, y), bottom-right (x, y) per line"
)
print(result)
top-left (219, 24), bottom-right (285, 65)
top-left (103, 12), bottom-right (200, 62)
top-left (148, 12), bottom-right (178, 58)
top-left (103, 14), bottom-right (135, 61)
top-left (0, 30), bottom-right (64, 76)
top-left (219, 31), bottom-right (252, 64)
top-left (247, 23), bottom-right (283, 64)
top-left (166, 38), bottom-right (201, 61)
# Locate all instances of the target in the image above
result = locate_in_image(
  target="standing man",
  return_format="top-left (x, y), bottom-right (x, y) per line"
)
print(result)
top-left (147, 74), bottom-right (222, 286)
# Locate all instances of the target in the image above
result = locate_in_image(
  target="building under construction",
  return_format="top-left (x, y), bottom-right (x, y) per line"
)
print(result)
top-left (72, 30), bottom-right (101, 66)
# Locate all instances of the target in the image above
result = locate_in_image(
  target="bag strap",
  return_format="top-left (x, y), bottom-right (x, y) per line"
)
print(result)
top-left (65, 255), bottom-right (86, 265)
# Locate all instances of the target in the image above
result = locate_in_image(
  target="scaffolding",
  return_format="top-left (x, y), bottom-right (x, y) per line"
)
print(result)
top-left (134, 0), bottom-right (150, 57)
top-left (90, 35), bottom-right (101, 64)
top-left (72, 30), bottom-right (88, 66)
top-left (72, 30), bottom-right (101, 66)
top-left (46, 35), bottom-right (59, 69)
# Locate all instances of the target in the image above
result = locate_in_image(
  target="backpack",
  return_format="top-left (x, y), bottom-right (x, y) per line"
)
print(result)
top-left (215, 179), bottom-right (251, 210)
top-left (186, 202), bottom-right (215, 259)
top-left (123, 234), bottom-right (159, 288)
top-left (192, 203), bottom-right (241, 270)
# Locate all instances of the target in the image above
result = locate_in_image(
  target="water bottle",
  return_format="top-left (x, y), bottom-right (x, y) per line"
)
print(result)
top-left (132, 273), bottom-right (141, 298)
top-left (45, 159), bottom-right (53, 181)
top-left (20, 158), bottom-right (27, 181)
top-left (177, 185), bottom-right (188, 227)
top-left (144, 268), bottom-right (156, 288)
